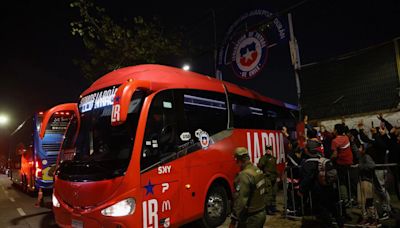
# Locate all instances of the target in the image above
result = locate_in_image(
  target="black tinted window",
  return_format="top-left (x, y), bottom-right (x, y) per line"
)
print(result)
top-left (230, 94), bottom-right (273, 129)
top-left (142, 90), bottom-right (179, 171)
top-left (230, 93), bottom-right (296, 130)
top-left (183, 90), bottom-right (227, 136)
top-left (141, 89), bottom-right (228, 172)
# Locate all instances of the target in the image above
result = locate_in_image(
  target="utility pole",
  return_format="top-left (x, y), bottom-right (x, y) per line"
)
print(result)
top-left (211, 9), bottom-right (218, 78)
top-left (288, 13), bottom-right (302, 121)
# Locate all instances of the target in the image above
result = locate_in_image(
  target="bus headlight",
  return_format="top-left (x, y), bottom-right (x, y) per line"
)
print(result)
top-left (52, 193), bottom-right (60, 208)
top-left (101, 198), bottom-right (135, 217)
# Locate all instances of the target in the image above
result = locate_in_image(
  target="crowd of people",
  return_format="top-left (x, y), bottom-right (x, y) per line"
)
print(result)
top-left (285, 114), bottom-right (400, 227)
top-left (225, 114), bottom-right (400, 227)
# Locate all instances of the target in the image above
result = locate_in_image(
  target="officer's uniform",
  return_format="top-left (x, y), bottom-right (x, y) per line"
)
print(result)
top-left (232, 148), bottom-right (267, 228)
top-left (258, 151), bottom-right (278, 213)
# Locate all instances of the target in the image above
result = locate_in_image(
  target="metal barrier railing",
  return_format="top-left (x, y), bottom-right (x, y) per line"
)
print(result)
top-left (283, 162), bottom-right (400, 222)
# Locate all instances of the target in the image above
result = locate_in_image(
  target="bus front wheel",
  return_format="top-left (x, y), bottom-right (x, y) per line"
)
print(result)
top-left (201, 185), bottom-right (228, 227)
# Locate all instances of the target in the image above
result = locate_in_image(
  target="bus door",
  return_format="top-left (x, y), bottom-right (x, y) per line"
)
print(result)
top-left (140, 90), bottom-right (184, 228)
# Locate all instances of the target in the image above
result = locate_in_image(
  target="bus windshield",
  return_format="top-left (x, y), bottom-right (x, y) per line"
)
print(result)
top-left (58, 90), bottom-right (145, 181)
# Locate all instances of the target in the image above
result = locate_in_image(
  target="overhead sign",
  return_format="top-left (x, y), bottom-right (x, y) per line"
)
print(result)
top-left (79, 86), bottom-right (118, 113)
top-left (231, 31), bottom-right (268, 79)
top-left (218, 9), bottom-right (287, 80)
top-left (217, 9), bottom-right (298, 105)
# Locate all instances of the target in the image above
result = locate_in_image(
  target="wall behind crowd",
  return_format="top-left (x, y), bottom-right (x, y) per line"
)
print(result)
top-left (319, 111), bottom-right (400, 134)
top-left (301, 39), bottom-right (400, 120)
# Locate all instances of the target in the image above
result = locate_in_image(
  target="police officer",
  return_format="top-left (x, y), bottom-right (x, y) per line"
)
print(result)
top-left (230, 147), bottom-right (267, 228)
top-left (258, 145), bottom-right (278, 215)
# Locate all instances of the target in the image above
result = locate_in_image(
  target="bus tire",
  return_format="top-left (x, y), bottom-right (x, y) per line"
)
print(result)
top-left (201, 185), bottom-right (228, 228)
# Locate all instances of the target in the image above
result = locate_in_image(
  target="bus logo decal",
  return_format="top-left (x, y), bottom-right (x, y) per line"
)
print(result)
top-left (111, 104), bottom-right (121, 122)
top-left (158, 166), bottom-right (171, 175)
top-left (231, 31), bottom-right (268, 79)
top-left (161, 183), bottom-right (169, 193)
top-left (180, 132), bottom-right (191, 141)
top-left (246, 131), bottom-right (285, 165)
top-left (160, 217), bottom-right (170, 228)
top-left (144, 180), bottom-right (155, 195)
top-left (195, 129), bottom-right (210, 149)
top-left (161, 200), bottom-right (171, 212)
top-left (143, 199), bottom-right (158, 228)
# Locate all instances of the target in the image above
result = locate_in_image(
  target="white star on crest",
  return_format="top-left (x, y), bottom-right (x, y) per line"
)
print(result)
top-left (243, 50), bottom-right (254, 62)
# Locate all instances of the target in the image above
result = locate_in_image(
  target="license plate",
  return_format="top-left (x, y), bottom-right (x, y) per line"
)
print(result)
top-left (72, 219), bottom-right (83, 228)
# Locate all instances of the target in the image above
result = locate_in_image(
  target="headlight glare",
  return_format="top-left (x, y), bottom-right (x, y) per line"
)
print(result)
top-left (101, 198), bottom-right (135, 217)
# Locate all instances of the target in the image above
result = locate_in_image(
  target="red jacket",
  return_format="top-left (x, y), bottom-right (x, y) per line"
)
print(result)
top-left (331, 135), bottom-right (353, 165)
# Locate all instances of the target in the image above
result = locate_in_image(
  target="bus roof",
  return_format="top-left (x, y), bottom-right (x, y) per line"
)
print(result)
top-left (81, 64), bottom-right (298, 110)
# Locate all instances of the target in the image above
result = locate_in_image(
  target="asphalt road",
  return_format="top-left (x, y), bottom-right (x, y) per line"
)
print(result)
top-left (0, 174), bottom-right (57, 228)
top-left (1, 172), bottom-right (398, 227)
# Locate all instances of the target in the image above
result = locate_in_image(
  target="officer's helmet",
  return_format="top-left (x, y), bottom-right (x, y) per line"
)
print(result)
top-left (234, 147), bottom-right (249, 160)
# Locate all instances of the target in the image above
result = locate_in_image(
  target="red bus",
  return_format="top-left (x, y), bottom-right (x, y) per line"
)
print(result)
top-left (42, 65), bottom-right (297, 228)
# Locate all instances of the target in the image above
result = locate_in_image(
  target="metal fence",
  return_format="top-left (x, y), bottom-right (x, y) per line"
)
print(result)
top-left (282, 162), bottom-right (400, 221)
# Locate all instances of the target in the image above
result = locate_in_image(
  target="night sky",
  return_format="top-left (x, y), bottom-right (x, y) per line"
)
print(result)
top-left (0, 0), bottom-right (399, 132)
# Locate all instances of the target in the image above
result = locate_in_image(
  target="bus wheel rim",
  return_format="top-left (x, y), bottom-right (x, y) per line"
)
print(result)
top-left (207, 194), bottom-right (224, 218)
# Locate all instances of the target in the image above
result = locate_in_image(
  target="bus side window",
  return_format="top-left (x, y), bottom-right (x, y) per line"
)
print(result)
top-left (230, 94), bottom-right (270, 129)
top-left (182, 90), bottom-right (227, 137)
top-left (141, 90), bottom-right (178, 171)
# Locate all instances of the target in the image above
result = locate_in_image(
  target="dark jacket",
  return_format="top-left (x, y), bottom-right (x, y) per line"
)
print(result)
top-left (299, 154), bottom-right (320, 194)
top-left (286, 151), bottom-right (303, 180)
top-left (359, 129), bottom-right (389, 164)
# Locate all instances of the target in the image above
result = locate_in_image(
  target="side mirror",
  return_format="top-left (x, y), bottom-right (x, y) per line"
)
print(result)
top-left (111, 79), bottom-right (151, 126)
top-left (39, 103), bottom-right (79, 139)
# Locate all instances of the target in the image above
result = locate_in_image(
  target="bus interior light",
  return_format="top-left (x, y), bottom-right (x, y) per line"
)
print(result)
top-left (101, 198), bottom-right (136, 217)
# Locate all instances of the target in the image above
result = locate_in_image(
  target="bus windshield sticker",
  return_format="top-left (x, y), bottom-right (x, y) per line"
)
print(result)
top-left (151, 140), bottom-right (158, 148)
top-left (180, 132), bottom-right (191, 141)
top-left (163, 101), bottom-right (172, 109)
top-left (195, 129), bottom-right (210, 149)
